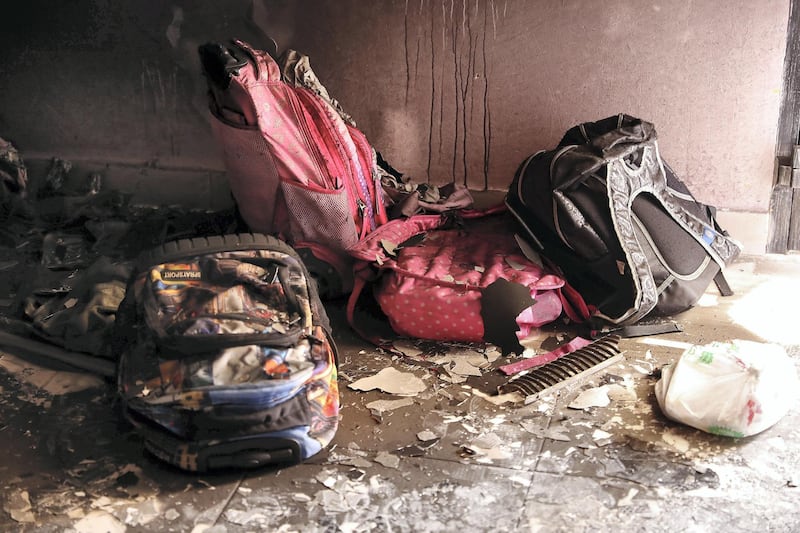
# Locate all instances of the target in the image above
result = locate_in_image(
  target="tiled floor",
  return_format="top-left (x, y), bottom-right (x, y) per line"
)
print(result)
top-left (1, 253), bottom-right (799, 532)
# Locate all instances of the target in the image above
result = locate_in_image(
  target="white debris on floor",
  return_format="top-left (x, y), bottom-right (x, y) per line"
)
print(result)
top-left (72, 511), bottom-right (126, 533)
top-left (568, 385), bottom-right (612, 409)
top-left (348, 367), bottom-right (427, 395)
top-left (3, 284), bottom-right (800, 533)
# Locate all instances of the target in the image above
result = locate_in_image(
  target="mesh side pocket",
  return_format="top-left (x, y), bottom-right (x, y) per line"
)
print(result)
top-left (210, 118), bottom-right (280, 234)
top-left (280, 180), bottom-right (358, 252)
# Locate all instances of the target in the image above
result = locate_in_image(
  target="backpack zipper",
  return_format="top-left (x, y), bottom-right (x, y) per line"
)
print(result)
top-left (293, 89), bottom-right (363, 225)
top-left (283, 88), bottom-right (336, 189)
top-left (356, 199), bottom-right (369, 239)
top-left (158, 326), bottom-right (304, 355)
top-left (349, 127), bottom-right (382, 231)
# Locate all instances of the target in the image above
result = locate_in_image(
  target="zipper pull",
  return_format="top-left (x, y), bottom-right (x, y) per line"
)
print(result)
top-left (357, 199), bottom-right (368, 238)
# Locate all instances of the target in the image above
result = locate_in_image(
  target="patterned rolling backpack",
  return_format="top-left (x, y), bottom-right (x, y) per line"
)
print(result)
top-left (115, 234), bottom-right (339, 471)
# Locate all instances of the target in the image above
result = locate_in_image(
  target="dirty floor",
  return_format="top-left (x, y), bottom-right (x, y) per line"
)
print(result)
top-left (1, 252), bottom-right (799, 533)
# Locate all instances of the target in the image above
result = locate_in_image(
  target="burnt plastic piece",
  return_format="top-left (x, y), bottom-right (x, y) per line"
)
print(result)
top-left (498, 335), bottom-right (622, 402)
top-left (198, 42), bottom-right (248, 90)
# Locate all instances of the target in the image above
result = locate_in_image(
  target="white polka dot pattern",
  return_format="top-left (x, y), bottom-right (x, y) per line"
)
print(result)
top-left (356, 214), bottom-right (571, 342)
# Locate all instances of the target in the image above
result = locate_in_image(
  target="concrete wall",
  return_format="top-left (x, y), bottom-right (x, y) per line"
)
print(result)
top-left (0, 0), bottom-right (790, 214)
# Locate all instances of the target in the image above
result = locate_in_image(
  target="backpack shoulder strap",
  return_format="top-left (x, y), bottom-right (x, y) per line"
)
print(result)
top-left (593, 141), bottom-right (662, 324)
top-left (713, 270), bottom-right (734, 297)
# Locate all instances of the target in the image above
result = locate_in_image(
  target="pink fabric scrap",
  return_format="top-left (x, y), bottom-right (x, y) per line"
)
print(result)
top-left (498, 336), bottom-right (594, 376)
top-left (514, 291), bottom-right (564, 340)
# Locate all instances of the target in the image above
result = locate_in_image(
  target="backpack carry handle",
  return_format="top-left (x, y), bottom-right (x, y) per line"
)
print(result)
top-left (198, 43), bottom-right (248, 90)
top-left (588, 119), bottom-right (656, 159)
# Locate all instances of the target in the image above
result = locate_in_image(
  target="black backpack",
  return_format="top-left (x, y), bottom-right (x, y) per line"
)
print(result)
top-left (505, 114), bottom-right (742, 326)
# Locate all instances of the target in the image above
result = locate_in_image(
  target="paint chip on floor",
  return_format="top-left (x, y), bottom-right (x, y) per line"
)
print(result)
top-left (348, 367), bottom-right (427, 396)
top-left (417, 430), bottom-right (439, 441)
top-left (568, 385), bottom-right (611, 409)
top-left (365, 397), bottom-right (415, 413)
top-left (374, 451), bottom-right (400, 469)
top-left (662, 431), bottom-right (691, 453)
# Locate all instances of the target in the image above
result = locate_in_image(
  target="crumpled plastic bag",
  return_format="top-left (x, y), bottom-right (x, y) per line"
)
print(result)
top-left (655, 339), bottom-right (799, 438)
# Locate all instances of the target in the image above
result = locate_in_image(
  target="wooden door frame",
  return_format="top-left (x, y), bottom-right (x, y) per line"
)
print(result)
top-left (768, 0), bottom-right (800, 253)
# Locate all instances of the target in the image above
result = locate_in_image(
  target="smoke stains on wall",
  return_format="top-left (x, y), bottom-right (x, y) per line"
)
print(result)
top-left (272, 0), bottom-right (509, 190)
top-left (140, 60), bottom-right (180, 158)
top-left (284, 0), bottom-right (788, 211)
top-left (0, 0), bottom-right (790, 212)
top-left (402, 0), bottom-right (501, 190)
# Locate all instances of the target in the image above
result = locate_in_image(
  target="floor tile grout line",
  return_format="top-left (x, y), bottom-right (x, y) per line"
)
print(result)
top-left (513, 406), bottom-right (553, 531)
top-left (210, 473), bottom-right (246, 527)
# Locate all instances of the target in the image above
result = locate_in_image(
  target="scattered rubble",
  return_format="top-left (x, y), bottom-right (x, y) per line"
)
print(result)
top-left (1, 140), bottom-right (798, 530)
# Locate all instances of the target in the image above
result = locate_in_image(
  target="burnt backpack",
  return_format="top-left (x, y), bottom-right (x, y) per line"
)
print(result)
top-left (114, 233), bottom-right (339, 471)
top-left (198, 40), bottom-right (389, 298)
top-left (505, 114), bottom-right (742, 326)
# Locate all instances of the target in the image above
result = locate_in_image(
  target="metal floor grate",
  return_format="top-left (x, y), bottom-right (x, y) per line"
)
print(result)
top-left (498, 335), bottom-right (623, 403)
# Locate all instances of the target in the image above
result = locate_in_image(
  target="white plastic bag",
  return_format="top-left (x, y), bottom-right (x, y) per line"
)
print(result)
top-left (654, 339), bottom-right (799, 437)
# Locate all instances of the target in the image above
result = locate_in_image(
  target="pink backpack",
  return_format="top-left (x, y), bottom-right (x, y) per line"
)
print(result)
top-left (199, 40), bottom-right (388, 297)
top-left (347, 208), bottom-right (590, 353)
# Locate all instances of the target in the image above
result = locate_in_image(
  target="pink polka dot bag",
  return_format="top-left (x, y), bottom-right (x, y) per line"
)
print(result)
top-left (346, 208), bottom-right (589, 349)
